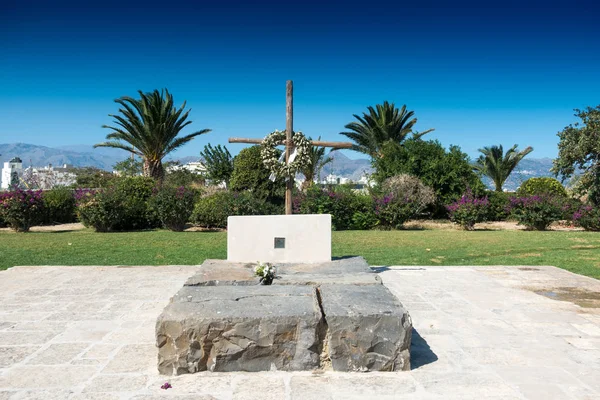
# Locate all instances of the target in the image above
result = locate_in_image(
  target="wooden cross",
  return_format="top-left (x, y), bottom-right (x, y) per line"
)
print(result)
top-left (229, 80), bottom-right (353, 215)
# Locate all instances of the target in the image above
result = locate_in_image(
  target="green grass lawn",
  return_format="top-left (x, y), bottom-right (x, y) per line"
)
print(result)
top-left (0, 229), bottom-right (599, 278)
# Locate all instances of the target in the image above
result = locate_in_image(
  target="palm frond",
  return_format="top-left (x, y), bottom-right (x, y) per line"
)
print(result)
top-left (474, 144), bottom-right (534, 191)
top-left (95, 89), bottom-right (211, 181)
top-left (339, 102), bottom-right (433, 158)
top-left (94, 141), bottom-right (141, 155)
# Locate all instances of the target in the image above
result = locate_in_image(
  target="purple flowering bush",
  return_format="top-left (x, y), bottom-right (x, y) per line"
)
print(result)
top-left (572, 205), bottom-right (600, 231)
top-left (0, 194), bottom-right (7, 228)
top-left (376, 175), bottom-right (435, 229)
top-left (508, 195), bottom-right (563, 230)
top-left (375, 193), bottom-right (419, 229)
top-left (446, 190), bottom-right (490, 230)
top-left (149, 186), bottom-right (199, 231)
top-left (0, 189), bottom-right (45, 232)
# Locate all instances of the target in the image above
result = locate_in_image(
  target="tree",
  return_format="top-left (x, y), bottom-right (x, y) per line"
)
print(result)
top-left (94, 89), bottom-right (210, 182)
top-left (553, 106), bottom-right (600, 206)
top-left (72, 167), bottom-right (115, 188)
top-left (164, 168), bottom-right (206, 188)
top-left (340, 101), bottom-right (434, 158)
top-left (229, 146), bottom-right (285, 203)
top-left (199, 144), bottom-right (234, 187)
top-left (473, 144), bottom-right (533, 192)
top-left (113, 157), bottom-right (143, 176)
top-left (373, 139), bottom-right (485, 215)
top-left (300, 137), bottom-right (333, 190)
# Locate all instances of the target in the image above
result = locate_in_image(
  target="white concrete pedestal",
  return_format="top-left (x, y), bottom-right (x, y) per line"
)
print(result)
top-left (227, 214), bottom-right (331, 263)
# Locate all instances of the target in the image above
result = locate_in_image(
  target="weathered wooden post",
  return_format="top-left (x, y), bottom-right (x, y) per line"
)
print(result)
top-left (285, 80), bottom-right (293, 215)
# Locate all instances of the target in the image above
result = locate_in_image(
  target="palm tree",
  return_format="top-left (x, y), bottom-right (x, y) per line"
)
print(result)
top-left (340, 101), bottom-right (434, 158)
top-left (474, 144), bottom-right (534, 192)
top-left (95, 89), bottom-right (210, 182)
top-left (300, 136), bottom-right (333, 190)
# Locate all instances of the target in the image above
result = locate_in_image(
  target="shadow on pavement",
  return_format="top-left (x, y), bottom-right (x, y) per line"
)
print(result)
top-left (331, 255), bottom-right (360, 261)
top-left (370, 266), bottom-right (427, 273)
top-left (411, 328), bottom-right (438, 369)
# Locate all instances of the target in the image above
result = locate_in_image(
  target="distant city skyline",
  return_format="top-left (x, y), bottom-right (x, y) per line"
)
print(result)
top-left (1, 0), bottom-right (599, 160)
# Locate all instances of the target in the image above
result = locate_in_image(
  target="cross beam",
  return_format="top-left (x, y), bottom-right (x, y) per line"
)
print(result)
top-left (228, 137), bottom-right (353, 149)
top-left (228, 80), bottom-right (353, 215)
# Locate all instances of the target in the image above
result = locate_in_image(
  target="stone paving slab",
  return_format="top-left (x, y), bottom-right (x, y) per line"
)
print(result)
top-left (0, 264), bottom-right (599, 399)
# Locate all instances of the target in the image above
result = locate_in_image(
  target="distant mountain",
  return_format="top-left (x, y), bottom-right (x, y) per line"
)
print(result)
top-left (320, 151), bottom-right (373, 181)
top-left (0, 143), bottom-right (125, 170)
top-left (56, 144), bottom-right (127, 158)
top-left (0, 143), bottom-right (202, 171)
top-left (173, 156), bottom-right (201, 165)
top-left (0, 143), bottom-right (560, 190)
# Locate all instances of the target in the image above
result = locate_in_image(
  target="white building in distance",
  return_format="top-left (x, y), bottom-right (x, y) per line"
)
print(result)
top-left (166, 161), bottom-right (207, 175)
top-left (321, 174), bottom-right (351, 185)
top-left (1, 159), bottom-right (76, 190)
top-left (1, 157), bottom-right (24, 189)
top-left (22, 163), bottom-right (77, 189)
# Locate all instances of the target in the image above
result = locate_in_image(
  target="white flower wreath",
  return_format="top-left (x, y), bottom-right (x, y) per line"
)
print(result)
top-left (260, 130), bottom-right (311, 179)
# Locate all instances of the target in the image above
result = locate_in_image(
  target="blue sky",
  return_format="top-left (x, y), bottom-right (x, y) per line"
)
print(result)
top-left (1, 0), bottom-right (599, 160)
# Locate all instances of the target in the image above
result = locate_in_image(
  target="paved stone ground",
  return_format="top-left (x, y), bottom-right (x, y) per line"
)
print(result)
top-left (0, 265), bottom-right (599, 400)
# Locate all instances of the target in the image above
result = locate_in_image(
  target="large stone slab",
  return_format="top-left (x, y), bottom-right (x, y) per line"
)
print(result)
top-left (185, 257), bottom-right (381, 287)
top-left (156, 285), bottom-right (323, 375)
top-left (227, 214), bottom-right (331, 263)
top-left (319, 284), bottom-right (412, 371)
top-left (157, 257), bottom-right (412, 374)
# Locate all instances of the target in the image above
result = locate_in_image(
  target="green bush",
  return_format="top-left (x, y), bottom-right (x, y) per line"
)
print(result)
top-left (293, 185), bottom-right (377, 230)
top-left (373, 139), bottom-right (485, 216)
top-left (111, 176), bottom-right (159, 229)
top-left (150, 186), bottom-right (198, 231)
top-left (0, 189), bottom-right (45, 232)
top-left (77, 189), bottom-right (125, 232)
top-left (486, 191), bottom-right (512, 221)
top-left (508, 195), bottom-right (563, 230)
top-left (349, 194), bottom-right (378, 230)
top-left (572, 205), bottom-right (600, 231)
top-left (163, 168), bottom-right (206, 189)
top-left (229, 146), bottom-right (285, 204)
top-left (42, 187), bottom-right (76, 224)
top-left (446, 190), bottom-right (490, 230)
top-left (72, 167), bottom-right (116, 188)
top-left (517, 177), bottom-right (567, 197)
top-left (76, 176), bottom-right (159, 232)
top-left (192, 191), bottom-right (275, 229)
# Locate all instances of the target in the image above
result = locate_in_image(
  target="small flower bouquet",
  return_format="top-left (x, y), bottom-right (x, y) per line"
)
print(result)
top-left (254, 262), bottom-right (276, 285)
